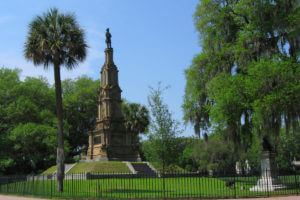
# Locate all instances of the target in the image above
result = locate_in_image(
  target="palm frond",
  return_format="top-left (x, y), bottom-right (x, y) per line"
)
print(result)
top-left (24, 7), bottom-right (87, 70)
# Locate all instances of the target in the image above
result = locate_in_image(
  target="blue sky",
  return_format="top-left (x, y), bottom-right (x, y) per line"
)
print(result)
top-left (0, 0), bottom-right (201, 137)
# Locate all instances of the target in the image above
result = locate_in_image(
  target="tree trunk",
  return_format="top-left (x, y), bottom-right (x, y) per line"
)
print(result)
top-left (54, 63), bottom-right (65, 192)
top-left (203, 132), bottom-right (208, 150)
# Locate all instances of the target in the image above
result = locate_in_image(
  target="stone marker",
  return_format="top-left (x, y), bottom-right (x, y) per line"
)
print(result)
top-left (250, 137), bottom-right (286, 191)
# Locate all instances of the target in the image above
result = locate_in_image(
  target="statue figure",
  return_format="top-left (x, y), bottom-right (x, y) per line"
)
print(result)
top-left (262, 136), bottom-right (273, 151)
top-left (105, 28), bottom-right (112, 49)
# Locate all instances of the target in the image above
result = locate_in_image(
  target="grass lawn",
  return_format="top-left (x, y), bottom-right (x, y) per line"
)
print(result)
top-left (0, 175), bottom-right (299, 199)
top-left (67, 161), bottom-right (131, 174)
top-left (41, 161), bottom-right (131, 175)
top-left (41, 166), bottom-right (56, 175)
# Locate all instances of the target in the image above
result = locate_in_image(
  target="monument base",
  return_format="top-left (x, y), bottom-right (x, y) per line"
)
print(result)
top-left (250, 177), bottom-right (287, 191)
top-left (250, 151), bottom-right (286, 192)
top-left (80, 157), bottom-right (141, 162)
top-left (82, 143), bottom-right (141, 162)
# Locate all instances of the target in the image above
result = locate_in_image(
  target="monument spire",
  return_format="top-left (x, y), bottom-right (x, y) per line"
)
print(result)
top-left (84, 29), bottom-right (140, 161)
top-left (99, 39), bottom-right (122, 121)
top-left (101, 28), bottom-right (118, 88)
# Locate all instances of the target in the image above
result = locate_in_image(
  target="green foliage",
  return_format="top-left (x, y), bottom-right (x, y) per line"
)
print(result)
top-left (183, 0), bottom-right (300, 167)
top-left (192, 134), bottom-right (235, 173)
top-left (0, 69), bottom-right (22, 174)
top-left (62, 76), bottom-right (99, 158)
top-left (145, 84), bottom-right (182, 169)
top-left (0, 69), bottom-right (65, 174)
top-left (150, 162), bottom-right (185, 173)
top-left (245, 59), bottom-right (300, 136)
top-left (24, 8), bottom-right (87, 69)
top-left (245, 131), bottom-right (262, 171)
top-left (9, 123), bottom-right (58, 173)
top-left (274, 127), bottom-right (300, 170)
top-left (122, 100), bottom-right (150, 147)
top-left (0, 68), bottom-right (151, 174)
top-left (140, 139), bottom-right (156, 162)
top-left (183, 53), bottom-right (212, 139)
top-left (0, 68), bottom-right (100, 174)
top-left (179, 145), bottom-right (197, 171)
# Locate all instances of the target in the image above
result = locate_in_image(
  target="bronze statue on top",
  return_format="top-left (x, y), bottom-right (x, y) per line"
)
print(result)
top-left (106, 28), bottom-right (112, 49)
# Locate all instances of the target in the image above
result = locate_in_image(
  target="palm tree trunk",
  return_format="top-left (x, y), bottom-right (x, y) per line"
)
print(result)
top-left (54, 63), bottom-right (65, 192)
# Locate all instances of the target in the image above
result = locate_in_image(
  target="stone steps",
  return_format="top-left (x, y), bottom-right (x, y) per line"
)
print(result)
top-left (130, 163), bottom-right (157, 177)
top-left (53, 163), bottom-right (76, 175)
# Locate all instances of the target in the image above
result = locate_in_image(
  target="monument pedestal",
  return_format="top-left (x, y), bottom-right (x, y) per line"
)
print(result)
top-left (250, 151), bottom-right (286, 191)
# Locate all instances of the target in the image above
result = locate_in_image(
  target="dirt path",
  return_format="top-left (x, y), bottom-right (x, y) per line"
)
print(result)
top-left (224, 196), bottom-right (300, 200)
top-left (0, 195), bottom-right (47, 200)
top-left (0, 194), bottom-right (299, 199)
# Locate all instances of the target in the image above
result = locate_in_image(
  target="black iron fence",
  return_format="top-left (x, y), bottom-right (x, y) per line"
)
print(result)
top-left (0, 170), bottom-right (299, 199)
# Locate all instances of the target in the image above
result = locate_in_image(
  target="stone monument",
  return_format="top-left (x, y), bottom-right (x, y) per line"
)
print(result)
top-left (250, 137), bottom-right (286, 191)
top-left (84, 29), bottom-right (140, 161)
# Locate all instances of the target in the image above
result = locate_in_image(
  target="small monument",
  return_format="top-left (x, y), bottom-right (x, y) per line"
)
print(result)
top-left (250, 137), bottom-right (286, 191)
top-left (83, 29), bottom-right (140, 161)
top-left (236, 161), bottom-right (242, 175)
top-left (236, 160), bottom-right (251, 175)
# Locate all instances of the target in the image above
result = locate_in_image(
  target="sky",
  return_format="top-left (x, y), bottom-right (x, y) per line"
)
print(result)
top-left (0, 0), bottom-right (201, 137)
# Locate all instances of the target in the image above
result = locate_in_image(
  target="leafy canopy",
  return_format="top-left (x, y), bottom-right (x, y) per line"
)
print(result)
top-left (183, 0), bottom-right (299, 154)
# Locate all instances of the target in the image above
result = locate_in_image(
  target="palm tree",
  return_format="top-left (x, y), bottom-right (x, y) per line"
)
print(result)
top-left (24, 8), bottom-right (87, 192)
top-left (122, 101), bottom-right (150, 144)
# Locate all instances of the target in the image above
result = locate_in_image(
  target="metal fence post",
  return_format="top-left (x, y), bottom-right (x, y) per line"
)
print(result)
top-left (266, 170), bottom-right (269, 197)
top-left (163, 171), bottom-right (166, 200)
top-left (23, 176), bottom-right (26, 196)
top-left (14, 176), bottom-right (16, 193)
top-left (295, 171), bottom-right (299, 195)
top-left (71, 174), bottom-right (73, 198)
top-left (6, 177), bottom-right (8, 193)
top-left (50, 176), bottom-right (52, 199)
top-left (32, 175), bottom-right (35, 195)
top-left (198, 171), bottom-right (201, 199)
top-left (97, 173), bottom-right (100, 198)
top-left (234, 174), bottom-right (236, 199)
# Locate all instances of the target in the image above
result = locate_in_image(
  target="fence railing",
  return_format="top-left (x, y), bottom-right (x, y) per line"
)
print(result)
top-left (0, 170), bottom-right (299, 199)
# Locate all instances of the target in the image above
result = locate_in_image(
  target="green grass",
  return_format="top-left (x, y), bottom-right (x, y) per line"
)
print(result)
top-left (41, 161), bottom-right (131, 175)
top-left (67, 161), bottom-right (131, 174)
top-left (41, 166), bottom-right (56, 175)
top-left (1, 175), bottom-right (298, 199)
